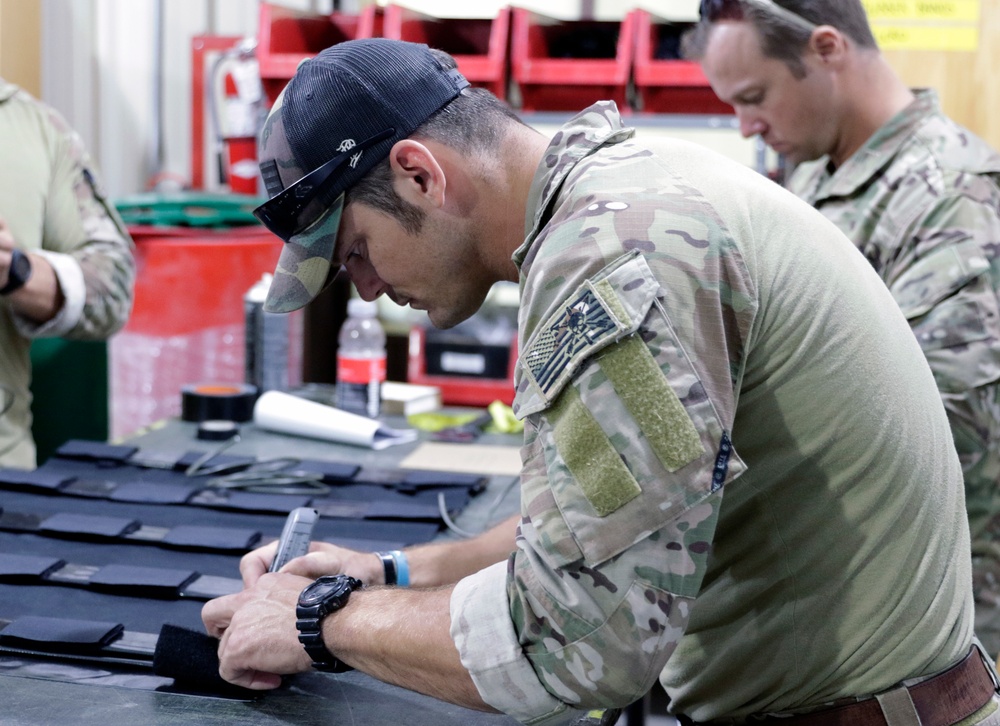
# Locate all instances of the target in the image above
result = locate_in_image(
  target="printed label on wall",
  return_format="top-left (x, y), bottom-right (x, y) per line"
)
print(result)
top-left (862, 0), bottom-right (980, 50)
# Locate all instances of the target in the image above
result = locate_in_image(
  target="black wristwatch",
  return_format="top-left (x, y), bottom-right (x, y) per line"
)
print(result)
top-left (0, 248), bottom-right (31, 295)
top-left (295, 574), bottom-right (362, 672)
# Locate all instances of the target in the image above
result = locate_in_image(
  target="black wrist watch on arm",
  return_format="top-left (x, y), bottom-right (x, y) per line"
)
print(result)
top-left (0, 248), bottom-right (32, 296)
top-left (295, 574), bottom-right (363, 672)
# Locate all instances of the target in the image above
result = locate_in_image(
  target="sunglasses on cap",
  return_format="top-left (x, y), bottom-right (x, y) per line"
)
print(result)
top-left (253, 127), bottom-right (396, 242)
top-left (700, 0), bottom-right (817, 30)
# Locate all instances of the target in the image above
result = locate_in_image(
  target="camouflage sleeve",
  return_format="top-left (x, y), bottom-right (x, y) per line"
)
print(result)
top-left (451, 251), bottom-right (744, 723)
top-left (884, 190), bottom-right (1000, 541)
top-left (11, 95), bottom-right (134, 341)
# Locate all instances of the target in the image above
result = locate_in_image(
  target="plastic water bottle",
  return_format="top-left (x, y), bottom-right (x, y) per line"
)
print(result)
top-left (335, 298), bottom-right (386, 418)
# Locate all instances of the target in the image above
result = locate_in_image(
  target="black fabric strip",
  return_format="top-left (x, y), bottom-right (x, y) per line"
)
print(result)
top-left (0, 617), bottom-right (259, 699)
top-left (55, 440), bottom-right (139, 463)
top-left (0, 440), bottom-right (487, 526)
top-left (0, 552), bottom-right (240, 601)
top-left (0, 507), bottom-right (262, 553)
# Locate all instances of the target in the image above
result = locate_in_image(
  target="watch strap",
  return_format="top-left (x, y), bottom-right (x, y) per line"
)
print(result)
top-left (296, 575), bottom-right (362, 671)
top-left (296, 626), bottom-right (353, 672)
top-left (0, 248), bottom-right (31, 295)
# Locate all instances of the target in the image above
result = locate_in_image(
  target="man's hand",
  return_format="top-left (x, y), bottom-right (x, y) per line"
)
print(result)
top-left (241, 540), bottom-right (384, 587)
top-left (202, 571), bottom-right (314, 690)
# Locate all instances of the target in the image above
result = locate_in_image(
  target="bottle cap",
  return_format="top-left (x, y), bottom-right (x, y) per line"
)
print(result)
top-left (347, 298), bottom-right (378, 318)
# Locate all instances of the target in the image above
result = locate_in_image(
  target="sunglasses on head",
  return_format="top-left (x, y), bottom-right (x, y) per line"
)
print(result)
top-left (700, 0), bottom-right (817, 30)
top-left (253, 127), bottom-right (396, 242)
top-left (699, 0), bottom-right (744, 21)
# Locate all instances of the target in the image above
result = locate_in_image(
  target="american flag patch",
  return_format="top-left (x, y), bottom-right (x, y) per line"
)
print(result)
top-left (524, 287), bottom-right (619, 395)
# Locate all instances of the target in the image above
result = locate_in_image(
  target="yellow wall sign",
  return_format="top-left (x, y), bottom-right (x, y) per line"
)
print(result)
top-left (862, 0), bottom-right (980, 50)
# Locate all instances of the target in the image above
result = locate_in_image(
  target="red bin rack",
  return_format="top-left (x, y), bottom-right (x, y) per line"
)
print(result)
top-left (257, 2), bottom-right (383, 103)
top-left (109, 221), bottom-right (288, 439)
top-left (632, 9), bottom-right (732, 115)
top-left (511, 8), bottom-right (635, 112)
top-left (383, 5), bottom-right (511, 101)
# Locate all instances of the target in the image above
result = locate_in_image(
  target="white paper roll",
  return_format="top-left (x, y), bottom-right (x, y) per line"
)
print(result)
top-left (252, 390), bottom-right (417, 449)
top-left (253, 390), bottom-right (379, 447)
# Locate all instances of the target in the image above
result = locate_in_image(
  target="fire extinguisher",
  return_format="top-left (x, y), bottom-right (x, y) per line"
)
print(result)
top-left (210, 37), bottom-right (267, 195)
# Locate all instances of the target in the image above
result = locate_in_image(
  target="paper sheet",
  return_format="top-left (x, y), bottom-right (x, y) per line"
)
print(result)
top-left (399, 442), bottom-right (522, 476)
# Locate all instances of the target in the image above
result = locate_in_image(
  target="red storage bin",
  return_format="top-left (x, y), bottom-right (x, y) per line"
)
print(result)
top-left (383, 5), bottom-right (511, 101)
top-left (257, 2), bottom-right (383, 103)
top-left (632, 9), bottom-right (732, 115)
top-left (511, 8), bottom-right (634, 112)
top-left (109, 226), bottom-right (293, 438)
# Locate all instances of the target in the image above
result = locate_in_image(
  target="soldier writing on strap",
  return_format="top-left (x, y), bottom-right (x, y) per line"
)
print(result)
top-left (201, 39), bottom-right (1000, 725)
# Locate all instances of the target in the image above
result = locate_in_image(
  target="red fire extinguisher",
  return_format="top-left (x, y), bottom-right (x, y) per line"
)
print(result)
top-left (210, 37), bottom-right (266, 195)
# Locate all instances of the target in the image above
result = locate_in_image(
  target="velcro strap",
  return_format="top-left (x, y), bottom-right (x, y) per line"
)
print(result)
top-left (0, 553), bottom-right (66, 579)
top-left (39, 512), bottom-right (140, 539)
top-left (89, 564), bottom-right (200, 598)
top-left (160, 525), bottom-right (261, 551)
top-left (55, 440), bottom-right (138, 462)
top-left (1, 616), bottom-right (123, 652)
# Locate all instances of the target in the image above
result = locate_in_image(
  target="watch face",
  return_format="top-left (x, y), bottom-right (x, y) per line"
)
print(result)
top-left (299, 576), bottom-right (353, 607)
top-left (10, 249), bottom-right (30, 282)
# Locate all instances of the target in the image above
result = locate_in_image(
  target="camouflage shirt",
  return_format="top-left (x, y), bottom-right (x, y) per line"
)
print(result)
top-left (0, 79), bottom-right (135, 468)
top-left (787, 89), bottom-right (1000, 547)
top-left (450, 103), bottom-right (973, 723)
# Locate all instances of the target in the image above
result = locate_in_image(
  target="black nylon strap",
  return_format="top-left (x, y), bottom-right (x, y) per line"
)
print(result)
top-left (0, 442), bottom-right (487, 525)
top-left (0, 552), bottom-right (240, 601)
top-left (0, 507), bottom-right (262, 553)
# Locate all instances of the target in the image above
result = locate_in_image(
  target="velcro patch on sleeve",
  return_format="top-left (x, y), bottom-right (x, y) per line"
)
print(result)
top-left (598, 335), bottom-right (705, 472)
top-left (551, 384), bottom-right (642, 517)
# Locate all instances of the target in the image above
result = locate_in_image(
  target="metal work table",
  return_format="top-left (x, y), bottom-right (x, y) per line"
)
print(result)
top-left (0, 415), bottom-right (523, 725)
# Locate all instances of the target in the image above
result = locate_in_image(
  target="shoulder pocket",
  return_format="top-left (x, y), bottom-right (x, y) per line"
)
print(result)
top-left (891, 240), bottom-right (989, 319)
top-left (514, 251), bottom-right (658, 418)
top-left (514, 253), bottom-right (745, 568)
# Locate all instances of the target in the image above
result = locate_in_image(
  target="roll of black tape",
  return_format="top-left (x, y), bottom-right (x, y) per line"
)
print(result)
top-left (181, 384), bottom-right (258, 423)
top-left (197, 420), bottom-right (240, 441)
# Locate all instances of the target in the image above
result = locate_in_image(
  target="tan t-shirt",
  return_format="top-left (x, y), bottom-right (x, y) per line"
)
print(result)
top-left (451, 104), bottom-right (972, 724)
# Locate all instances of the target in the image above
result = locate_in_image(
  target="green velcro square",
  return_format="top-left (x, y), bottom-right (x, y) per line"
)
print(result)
top-left (599, 335), bottom-right (705, 472)
top-left (551, 385), bottom-right (642, 517)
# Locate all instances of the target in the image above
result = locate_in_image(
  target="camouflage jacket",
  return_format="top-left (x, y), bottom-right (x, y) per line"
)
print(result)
top-left (450, 103), bottom-right (972, 723)
top-left (0, 79), bottom-right (135, 468)
top-left (788, 90), bottom-right (1000, 544)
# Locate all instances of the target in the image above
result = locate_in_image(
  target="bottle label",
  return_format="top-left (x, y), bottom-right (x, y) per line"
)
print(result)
top-left (337, 356), bottom-right (387, 385)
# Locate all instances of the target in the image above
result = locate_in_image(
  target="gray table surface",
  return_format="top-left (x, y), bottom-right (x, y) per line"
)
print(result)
top-left (0, 414), bottom-right (524, 725)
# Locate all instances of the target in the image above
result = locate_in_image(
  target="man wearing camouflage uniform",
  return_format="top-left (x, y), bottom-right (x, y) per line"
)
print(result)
top-left (202, 39), bottom-right (1000, 724)
top-left (688, 0), bottom-right (1000, 656)
top-left (0, 78), bottom-right (135, 468)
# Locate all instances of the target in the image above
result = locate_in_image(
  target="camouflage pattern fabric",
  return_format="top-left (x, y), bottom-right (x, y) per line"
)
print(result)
top-left (788, 89), bottom-right (1000, 660)
top-left (451, 103), bottom-right (976, 724)
top-left (0, 79), bottom-right (135, 468)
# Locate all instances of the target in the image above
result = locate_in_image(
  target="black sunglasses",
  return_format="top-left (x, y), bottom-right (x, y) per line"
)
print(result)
top-left (699, 0), bottom-right (744, 21)
top-left (253, 127), bottom-right (396, 242)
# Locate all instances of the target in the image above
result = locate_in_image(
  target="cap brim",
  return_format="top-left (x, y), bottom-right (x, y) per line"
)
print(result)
top-left (263, 193), bottom-right (345, 313)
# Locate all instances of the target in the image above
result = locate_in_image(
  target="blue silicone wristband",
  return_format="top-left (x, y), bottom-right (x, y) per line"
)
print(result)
top-left (390, 550), bottom-right (409, 587)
